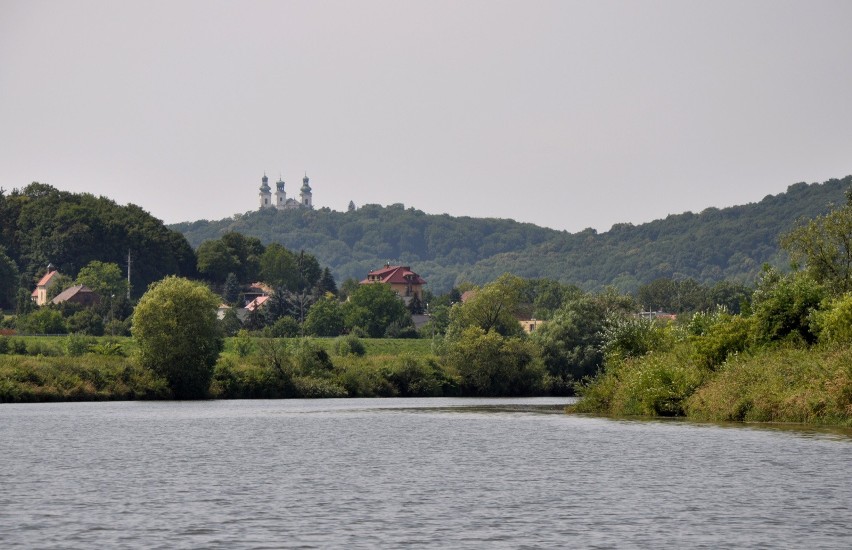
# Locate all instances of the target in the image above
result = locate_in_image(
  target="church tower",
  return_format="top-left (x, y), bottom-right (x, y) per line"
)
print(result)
top-left (275, 176), bottom-right (286, 209)
top-left (300, 173), bottom-right (313, 209)
top-left (259, 173), bottom-right (272, 209)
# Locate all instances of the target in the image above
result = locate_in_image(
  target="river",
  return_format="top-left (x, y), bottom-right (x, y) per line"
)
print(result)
top-left (1, 398), bottom-right (850, 548)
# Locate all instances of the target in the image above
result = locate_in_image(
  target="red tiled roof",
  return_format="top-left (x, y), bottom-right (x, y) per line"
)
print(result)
top-left (246, 295), bottom-right (270, 311)
top-left (35, 270), bottom-right (59, 287)
top-left (360, 265), bottom-right (426, 286)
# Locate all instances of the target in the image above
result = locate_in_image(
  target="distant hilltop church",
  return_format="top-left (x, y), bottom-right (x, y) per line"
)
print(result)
top-left (259, 172), bottom-right (313, 210)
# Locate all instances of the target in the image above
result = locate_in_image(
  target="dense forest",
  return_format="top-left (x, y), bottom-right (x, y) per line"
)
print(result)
top-left (172, 177), bottom-right (851, 293)
top-left (0, 183), bottom-right (196, 307)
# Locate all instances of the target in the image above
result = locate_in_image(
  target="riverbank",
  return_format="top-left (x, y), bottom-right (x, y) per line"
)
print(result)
top-left (574, 343), bottom-right (852, 426)
top-left (0, 335), bottom-right (455, 402)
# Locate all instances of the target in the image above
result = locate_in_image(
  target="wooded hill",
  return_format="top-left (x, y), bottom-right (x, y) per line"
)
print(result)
top-left (173, 176), bottom-right (850, 294)
top-left (0, 183), bottom-right (196, 304)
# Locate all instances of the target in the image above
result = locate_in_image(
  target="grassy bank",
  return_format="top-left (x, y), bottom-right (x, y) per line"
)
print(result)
top-left (0, 335), bottom-right (454, 402)
top-left (574, 343), bottom-right (852, 426)
top-left (0, 354), bottom-right (169, 402)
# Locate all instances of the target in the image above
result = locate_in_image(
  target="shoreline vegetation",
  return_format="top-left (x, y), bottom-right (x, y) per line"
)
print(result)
top-left (0, 336), bottom-right (457, 403)
top-left (571, 342), bottom-right (852, 427)
top-left (1, 333), bottom-right (849, 428)
top-left (1, 182), bottom-right (851, 427)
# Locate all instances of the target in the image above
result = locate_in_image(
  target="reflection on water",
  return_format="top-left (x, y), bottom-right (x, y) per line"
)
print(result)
top-left (1, 398), bottom-right (850, 549)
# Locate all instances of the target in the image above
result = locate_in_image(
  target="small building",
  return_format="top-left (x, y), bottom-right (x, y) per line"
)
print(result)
top-left (243, 282), bottom-right (272, 306)
top-left (246, 295), bottom-right (270, 312)
top-left (519, 318), bottom-right (546, 334)
top-left (638, 310), bottom-right (677, 322)
top-left (361, 263), bottom-right (427, 305)
top-left (31, 269), bottom-right (61, 306)
top-left (50, 285), bottom-right (100, 307)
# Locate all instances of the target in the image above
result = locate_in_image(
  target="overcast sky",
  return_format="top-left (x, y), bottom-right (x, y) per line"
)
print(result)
top-left (2, 0), bottom-right (851, 232)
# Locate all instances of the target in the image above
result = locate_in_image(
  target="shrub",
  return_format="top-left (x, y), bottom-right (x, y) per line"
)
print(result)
top-left (89, 341), bottom-right (125, 356)
top-left (577, 343), bottom-right (707, 417)
top-left (64, 333), bottom-right (92, 357)
top-left (686, 346), bottom-right (852, 424)
top-left (812, 292), bottom-right (852, 345)
top-left (600, 315), bottom-right (672, 360)
top-left (443, 327), bottom-right (545, 396)
top-left (333, 334), bottom-right (366, 357)
top-left (233, 329), bottom-right (254, 358)
top-left (385, 354), bottom-right (443, 397)
top-left (17, 308), bottom-right (67, 335)
top-left (263, 316), bottom-right (300, 338)
top-left (292, 339), bottom-right (334, 376)
top-left (690, 314), bottom-right (753, 369)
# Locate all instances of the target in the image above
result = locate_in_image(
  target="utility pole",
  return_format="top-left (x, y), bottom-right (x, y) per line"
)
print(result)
top-left (127, 250), bottom-right (132, 301)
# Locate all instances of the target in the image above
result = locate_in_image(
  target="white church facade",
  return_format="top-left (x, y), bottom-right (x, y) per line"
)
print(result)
top-left (259, 173), bottom-right (313, 210)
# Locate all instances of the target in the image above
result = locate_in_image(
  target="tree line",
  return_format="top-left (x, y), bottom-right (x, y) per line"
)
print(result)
top-left (171, 176), bottom-right (851, 293)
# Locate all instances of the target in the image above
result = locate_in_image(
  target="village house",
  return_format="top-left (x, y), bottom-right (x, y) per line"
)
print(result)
top-left (51, 285), bottom-right (100, 308)
top-left (360, 263), bottom-right (427, 306)
top-left (519, 318), bottom-right (546, 334)
top-left (31, 269), bottom-right (60, 306)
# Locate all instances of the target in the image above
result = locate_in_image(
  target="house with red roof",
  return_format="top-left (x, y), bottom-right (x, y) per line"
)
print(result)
top-left (31, 269), bottom-right (61, 306)
top-left (245, 295), bottom-right (270, 312)
top-left (360, 263), bottom-right (426, 305)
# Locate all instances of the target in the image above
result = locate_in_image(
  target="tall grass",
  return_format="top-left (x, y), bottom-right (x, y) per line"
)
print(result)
top-left (686, 346), bottom-right (852, 425)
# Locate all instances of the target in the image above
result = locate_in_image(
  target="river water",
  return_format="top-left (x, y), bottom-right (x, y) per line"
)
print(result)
top-left (1, 398), bottom-right (850, 549)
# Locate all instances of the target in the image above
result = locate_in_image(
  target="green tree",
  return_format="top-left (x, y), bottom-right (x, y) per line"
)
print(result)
top-left (317, 267), bottom-right (337, 294)
top-left (76, 260), bottom-right (128, 299)
top-left (339, 277), bottom-right (360, 299)
top-left (0, 247), bottom-right (19, 310)
top-left (67, 308), bottom-right (105, 336)
top-left (296, 250), bottom-right (322, 291)
top-left (132, 276), bottom-right (223, 398)
top-left (342, 282), bottom-right (411, 337)
top-left (812, 292), bottom-right (852, 345)
top-left (15, 288), bottom-right (34, 316)
top-left (259, 243), bottom-right (300, 290)
top-left (223, 272), bottom-right (241, 305)
top-left (196, 239), bottom-right (240, 284)
top-left (17, 307), bottom-right (67, 334)
top-left (220, 232), bottom-right (264, 282)
top-left (750, 267), bottom-right (825, 345)
top-left (781, 190), bottom-right (852, 295)
top-left (533, 293), bottom-right (613, 394)
top-left (444, 326), bottom-right (544, 396)
top-left (448, 274), bottom-right (525, 337)
top-left (219, 307), bottom-right (242, 336)
top-left (304, 296), bottom-right (345, 336)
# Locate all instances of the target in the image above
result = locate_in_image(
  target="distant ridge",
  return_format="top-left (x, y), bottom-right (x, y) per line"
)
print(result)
top-left (170, 176), bottom-right (851, 293)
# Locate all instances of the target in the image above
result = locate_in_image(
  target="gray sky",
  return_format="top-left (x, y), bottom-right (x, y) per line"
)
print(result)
top-left (2, 0), bottom-right (851, 233)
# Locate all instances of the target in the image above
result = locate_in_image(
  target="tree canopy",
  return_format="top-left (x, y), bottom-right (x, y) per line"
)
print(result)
top-left (171, 177), bottom-right (851, 293)
top-left (0, 183), bottom-right (196, 300)
top-left (132, 276), bottom-right (223, 398)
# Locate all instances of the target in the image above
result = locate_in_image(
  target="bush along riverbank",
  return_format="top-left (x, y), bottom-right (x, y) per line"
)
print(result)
top-left (0, 334), bottom-right (496, 402)
top-left (574, 306), bottom-right (852, 426)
